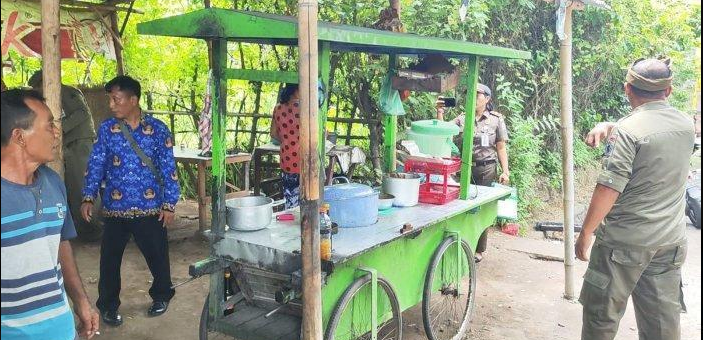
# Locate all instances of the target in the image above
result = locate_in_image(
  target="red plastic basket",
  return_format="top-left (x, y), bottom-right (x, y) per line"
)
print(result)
top-left (404, 157), bottom-right (462, 175)
top-left (419, 182), bottom-right (460, 205)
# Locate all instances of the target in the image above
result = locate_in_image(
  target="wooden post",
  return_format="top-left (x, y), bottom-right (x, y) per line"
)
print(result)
top-left (459, 56), bottom-right (480, 199)
top-left (41, 0), bottom-right (63, 177)
top-left (383, 55), bottom-right (397, 173)
top-left (207, 38), bottom-right (228, 324)
top-left (559, 3), bottom-right (576, 300)
top-left (298, 0), bottom-right (323, 339)
top-left (110, 12), bottom-right (125, 75)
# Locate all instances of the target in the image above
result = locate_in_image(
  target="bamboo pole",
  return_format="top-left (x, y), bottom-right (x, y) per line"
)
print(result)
top-left (41, 0), bottom-right (63, 177)
top-left (298, 0), bottom-right (323, 339)
top-left (559, 4), bottom-right (576, 300)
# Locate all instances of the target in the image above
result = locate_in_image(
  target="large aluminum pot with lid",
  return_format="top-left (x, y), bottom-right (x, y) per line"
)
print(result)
top-left (225, 196), bottom-right (273, 231)
top-left (323, 178), bottom-right (378, 228)
top-left (382, 173), bottom-right (422, 207)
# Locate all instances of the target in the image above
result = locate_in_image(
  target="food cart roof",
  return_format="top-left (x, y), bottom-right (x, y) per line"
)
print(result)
top-left (137, 8), bottom-right (531, 60)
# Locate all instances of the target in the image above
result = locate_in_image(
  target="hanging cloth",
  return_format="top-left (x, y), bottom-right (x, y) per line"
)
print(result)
top-left (378, 73), bottom-right (406, 116)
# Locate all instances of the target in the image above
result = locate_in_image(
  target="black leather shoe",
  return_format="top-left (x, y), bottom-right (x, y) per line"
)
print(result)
top-left (147, 301), bottom-right (169, 317)
top-left (101, 310), bottom-right (123, 326)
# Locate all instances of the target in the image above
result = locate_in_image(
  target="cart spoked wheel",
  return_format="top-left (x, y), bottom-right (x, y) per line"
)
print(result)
top-left (422, 237), bottom-right (476, 340)
top-left (324, 274), bottom-right (402, 340)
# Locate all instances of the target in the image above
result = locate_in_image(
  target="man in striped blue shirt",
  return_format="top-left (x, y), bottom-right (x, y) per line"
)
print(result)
top-left (1, 89), bottom-right (99, 339)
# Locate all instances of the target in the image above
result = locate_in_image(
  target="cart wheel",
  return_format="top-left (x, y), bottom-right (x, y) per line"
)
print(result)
top-left (422, 237), bottom-right (476, 340)
top-left (324, 274), bottom-right (402, 340)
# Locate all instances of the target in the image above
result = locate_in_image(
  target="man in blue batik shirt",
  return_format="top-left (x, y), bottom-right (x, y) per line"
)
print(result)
top-left (80, 76), bottom-right (180, 326)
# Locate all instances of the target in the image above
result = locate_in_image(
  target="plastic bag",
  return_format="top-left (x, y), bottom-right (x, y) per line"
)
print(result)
top-left (378, 74), bottom-right (405, 116)
top-left (492, 182), bottom-right (518, 221)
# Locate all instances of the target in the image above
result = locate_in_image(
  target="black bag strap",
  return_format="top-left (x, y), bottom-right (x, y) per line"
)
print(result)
top-left (118, 121), bottom-right (164, 190)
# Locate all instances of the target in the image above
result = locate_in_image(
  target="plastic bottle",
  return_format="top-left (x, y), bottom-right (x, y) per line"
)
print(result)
top-left (320, 229), bottom-right (332, 261)
top-left (320, 204), bottom-right (333, 261)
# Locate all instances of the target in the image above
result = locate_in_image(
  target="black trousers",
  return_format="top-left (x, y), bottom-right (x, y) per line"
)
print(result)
top-left (471, 162), bottom-right (498, 254)
top-left (97, 216), bottom-right (175, 312)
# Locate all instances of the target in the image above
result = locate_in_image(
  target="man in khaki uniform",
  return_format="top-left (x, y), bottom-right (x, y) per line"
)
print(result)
top-left (29, 71), bottom-right (101, 240)
top-left (577, 58), bottom-right (695, 340)
top-left (438, 84), bottom-right (509, 261)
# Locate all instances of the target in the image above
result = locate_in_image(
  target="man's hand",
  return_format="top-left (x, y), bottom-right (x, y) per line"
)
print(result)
top-left (80, 202), bottom-right (93, 222)
top-left (75, 300), bottom-right (99, 339)
top-left (499, 172), bottom-right (510, 185)
top-left (585, 122), bottom-right (615, 148)
top-left (159, 210), bottom-right (175, 228)
top-left (576, 232), bottom-right (594, 261)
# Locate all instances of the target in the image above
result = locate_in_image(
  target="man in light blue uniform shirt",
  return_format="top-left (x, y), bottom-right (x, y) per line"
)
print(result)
top-left (1, 89), bottom-right (99, 339)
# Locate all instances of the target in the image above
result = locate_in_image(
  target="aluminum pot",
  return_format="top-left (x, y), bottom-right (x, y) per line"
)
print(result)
top-left (378, 193), bottom-right (395, 210)
top-left (226, 196), bottom-right (273, 231)
top-left (323, 178), bottom-right (378, 228)
top-left (382, 173), bottom-right (422, 207)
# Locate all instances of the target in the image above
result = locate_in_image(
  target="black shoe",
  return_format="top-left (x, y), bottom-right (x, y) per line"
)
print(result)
top-left (147, 301), bottom-right (169, 317)
top-left (101, 310), bottom-right (123, 326)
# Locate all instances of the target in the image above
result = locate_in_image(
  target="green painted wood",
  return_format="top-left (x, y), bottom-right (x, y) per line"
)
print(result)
top-left (383, 55), bottom-right (398, 173)
top-left (460, 56), bottom-right (480, 199)
top-left (224, 68), bottom-right (299, 84)
top-left (208, 38), bottom-right (227, 323)
top-left (137, 8), bottom-right (530, 61)
top-left (320, 201), bottom-right (500, 337)
top-left (318, 42), bottom-right (331, 160)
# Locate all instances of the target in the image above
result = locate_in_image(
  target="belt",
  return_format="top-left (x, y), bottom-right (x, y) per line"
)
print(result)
top-left (472, 159), bottom-right (497, 166)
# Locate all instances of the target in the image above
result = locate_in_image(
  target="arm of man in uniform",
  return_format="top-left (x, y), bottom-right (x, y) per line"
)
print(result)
top-left (586, 122), bottom-right (617, 148)
top-left (576, 126), bottom-right (636, 261)
top-left (61, 88), bottom-right (92, 135)
top-left (81, 123), bottom-right (109, 222)
top-left (157, 123), bottom-right (181, 227)
top-left (59, 241), bottom-right (99, 338)
top-left (576, 185), bottom-right (620, 260)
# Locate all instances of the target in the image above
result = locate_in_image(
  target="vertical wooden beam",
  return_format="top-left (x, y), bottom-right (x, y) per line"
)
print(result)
top-left (383, 55), bottom-right (397, 173)
top-left (41, 0), bottom-right (63, 177)
top-left (298, 0), bottom-right (323, 339)
top-left (110, 12), bottom-right (125, 75)
top-left (459, 56), bottom-right (480, 199)
top-left (207, 38), bottom-right (228, 325)
top-left (560, 4), bottom-right (576, 300)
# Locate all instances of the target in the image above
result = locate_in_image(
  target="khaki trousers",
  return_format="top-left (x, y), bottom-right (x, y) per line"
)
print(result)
top-left (580, 241), bottom-right (687, 340)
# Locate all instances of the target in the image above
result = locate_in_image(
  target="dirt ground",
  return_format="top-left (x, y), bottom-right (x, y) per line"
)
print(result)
top-left (71, 196), bottom-right (702, 340)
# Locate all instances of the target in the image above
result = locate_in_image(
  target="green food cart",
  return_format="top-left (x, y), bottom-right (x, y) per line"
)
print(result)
top-left (138, 8), bottom-right (530, 340)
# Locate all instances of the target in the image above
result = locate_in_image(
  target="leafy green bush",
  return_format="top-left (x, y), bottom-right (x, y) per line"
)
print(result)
top-left (507, 116), bottom-right (543, 217)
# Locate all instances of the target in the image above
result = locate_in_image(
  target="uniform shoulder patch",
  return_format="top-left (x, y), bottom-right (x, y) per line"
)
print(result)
top-left (604, 129), bottom-right (619, 157)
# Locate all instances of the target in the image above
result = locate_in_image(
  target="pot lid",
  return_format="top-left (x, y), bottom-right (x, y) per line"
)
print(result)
top-left (324, 183), bottom-right (375, 201)
top-left (410, 119), bottom-right (461, 136)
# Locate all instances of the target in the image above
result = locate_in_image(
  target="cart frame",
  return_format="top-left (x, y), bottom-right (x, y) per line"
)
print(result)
top-left (138, 8), bottom-right (530, 340)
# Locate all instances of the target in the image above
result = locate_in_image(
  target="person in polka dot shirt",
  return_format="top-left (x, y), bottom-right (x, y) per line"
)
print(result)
top-left (271, 84), bottom-right (301, 208)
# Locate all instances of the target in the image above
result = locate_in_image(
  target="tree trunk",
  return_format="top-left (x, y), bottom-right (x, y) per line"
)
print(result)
top-left (358, 81), bottom-right (382, 170)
